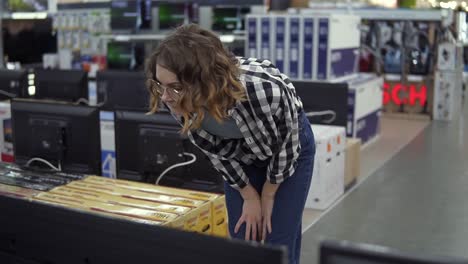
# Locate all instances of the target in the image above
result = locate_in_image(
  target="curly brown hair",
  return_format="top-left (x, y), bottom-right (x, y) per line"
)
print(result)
top-left (145, 24), bottom-right (246, 134)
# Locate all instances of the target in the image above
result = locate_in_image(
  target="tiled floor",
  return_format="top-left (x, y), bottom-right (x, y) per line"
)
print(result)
top-left (301, 115), bottom-right (430, 233)
top-left (300, 105), bottom-right (468, 264)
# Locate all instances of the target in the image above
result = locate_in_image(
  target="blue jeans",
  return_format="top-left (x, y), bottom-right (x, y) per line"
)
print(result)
top-left (224, 110), bottom-right (315, 264)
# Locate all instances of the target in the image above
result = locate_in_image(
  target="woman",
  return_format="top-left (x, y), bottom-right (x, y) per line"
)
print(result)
top-left (145, 24), bottom-right (315, 264)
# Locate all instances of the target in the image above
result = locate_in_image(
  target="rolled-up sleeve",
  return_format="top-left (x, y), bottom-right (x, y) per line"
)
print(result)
top-left (257, 82), bottom-right (300, 184)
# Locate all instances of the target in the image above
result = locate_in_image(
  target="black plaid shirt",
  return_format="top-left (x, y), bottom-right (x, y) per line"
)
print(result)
top-left (188, 57), bottom-right (303, 190)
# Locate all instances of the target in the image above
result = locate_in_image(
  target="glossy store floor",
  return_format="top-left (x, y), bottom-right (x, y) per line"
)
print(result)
top-left (300, 105), bottom-right (468, 263)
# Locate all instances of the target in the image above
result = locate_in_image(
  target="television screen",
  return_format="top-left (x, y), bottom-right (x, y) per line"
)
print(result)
top-left (0, 69), bottom-right (28, 100)
top-left (107, 42), bottom-right (145, 71)
top-left (96, 70), bottom-right (149, 111)
top-left (34, 69), bottom-right (88, 102)
top-left (111, 0), bottom-right (152, 31)
top-left (158, 2), bottom-right (198, 31)
top-left (212, 7), bottom-right (250, 32)
top-left (115, 110), bottom-right (223, 193)
top-left (12, 99), bottom-right (101, 175)
top-left (2, 19), bottom-right (57, 64)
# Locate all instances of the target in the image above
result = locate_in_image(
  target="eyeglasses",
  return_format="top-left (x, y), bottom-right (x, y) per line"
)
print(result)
top-left (147, 78), bottom-right (182, 98)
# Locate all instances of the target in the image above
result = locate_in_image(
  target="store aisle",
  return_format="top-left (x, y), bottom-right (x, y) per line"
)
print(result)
top-left (301, 116), bottom-right (429, 233)
top-left (300, 105), bottom-right (468, 264)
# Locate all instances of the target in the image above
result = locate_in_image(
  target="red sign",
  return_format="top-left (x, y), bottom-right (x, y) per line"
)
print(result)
top-left (383, 82), bottom-right (427, 106)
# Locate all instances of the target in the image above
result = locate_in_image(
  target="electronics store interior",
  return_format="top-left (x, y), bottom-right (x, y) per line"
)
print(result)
top-left (1, 0), bottom-right (468, 263)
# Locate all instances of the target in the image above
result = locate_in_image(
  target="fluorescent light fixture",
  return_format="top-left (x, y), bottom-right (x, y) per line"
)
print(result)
top-left (28, 86), bottom-right (36, 96)
top-left (220, 35), bottom-right (235, 43)
top-left (28, 80), bottom-right (34, 86)
top-left (28, 74), bottom-right (35, 80)
top-left (115, 35), bottom-right (131, 42)
top-left (6, 63), bottom-right (15, 70)
top-left (11, 12), bottom-right (48, 20)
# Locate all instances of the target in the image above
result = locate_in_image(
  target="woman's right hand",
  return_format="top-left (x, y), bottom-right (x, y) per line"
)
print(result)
top-left (235, 184), bottom-right (262, 241)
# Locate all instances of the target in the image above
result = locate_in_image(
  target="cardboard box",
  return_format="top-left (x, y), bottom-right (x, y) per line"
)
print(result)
top-left (272, 15), bottom-right (287, 74)
top-left (64, 181), bottom-right (213, 234)
top-left (33, 194), bottom-right (165, 226)
top-left (65, 181), bottom-right (206, 207)
top-left (49, 186), bottom-right (192, 215)
top-left (211, 195), bottom-right (228, 237)
top-left (84, 176), bottom-right (219, 201)
top-left (34, 192), bottom-right (179, 222)
top-left (344, 138), bottom-right (361, 189)
top-left (82, 176), bottom-right (227, 236)
top-left (99, 111), bottom-right (116, 178)
top-left (437, 42), bottom-right (463, 71)
top-left (346, 74), bottom-right (383, 145)
top-left (0, 101), bottom-right (13, 163)
top-left (306, 125), bottom-right (346, 210)
top-left (433, 70), bottom-right (463, 121)
top-left (0, 183), bottom-right (41, 199)
top-left (48, 185), bottom-right (211, 234)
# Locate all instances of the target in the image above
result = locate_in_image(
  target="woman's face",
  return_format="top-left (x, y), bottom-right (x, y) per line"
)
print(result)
top-left (155, 64), bottom-right (183, 114)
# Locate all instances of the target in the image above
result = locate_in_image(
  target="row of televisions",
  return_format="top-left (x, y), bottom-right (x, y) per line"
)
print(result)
top-left (0, 68), bottom-right (349, 193)
top-left (1, 68), bottom-right (224, 193)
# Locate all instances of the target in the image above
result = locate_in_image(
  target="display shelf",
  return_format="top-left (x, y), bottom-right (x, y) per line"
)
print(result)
top-left (384, 74), bottom-right (425, 82)
top-left (1, 12), bottom-right (50, 20)
top-left (299, 8), bottom-right (445, 21)
top-left (100, 33), bottom-right (246, 43)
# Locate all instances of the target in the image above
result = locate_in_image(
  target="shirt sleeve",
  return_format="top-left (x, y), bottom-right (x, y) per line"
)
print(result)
top-left (240, 80), bottom-right (301, 185)
top-left (266, 98), bottom-right (300, 184)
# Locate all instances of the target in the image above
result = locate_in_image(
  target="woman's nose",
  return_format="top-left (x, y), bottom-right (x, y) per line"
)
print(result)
top-left (160, 88), bottom-right (172, 102)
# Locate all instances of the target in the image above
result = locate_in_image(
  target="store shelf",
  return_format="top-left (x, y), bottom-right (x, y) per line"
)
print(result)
top-left (1, 12), bottom-right (50, 20)
top-left (300, 8), bottom-right (445, 21)
top-left (100, 33), bottom-right (246, 43)
top-left (384, 74), bottom-right (425, 82)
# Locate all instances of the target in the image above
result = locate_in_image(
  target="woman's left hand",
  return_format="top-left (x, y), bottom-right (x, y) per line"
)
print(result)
top-left (261, 192), bottom-right (275, 241)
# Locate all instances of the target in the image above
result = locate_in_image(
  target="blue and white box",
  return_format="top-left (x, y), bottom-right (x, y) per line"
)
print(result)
top-left (301, 16), bottom-right (315, 80)
top-left (314, 14), bottom-right (361, 81)
top-left (100, 111), bottom-right (116, 178)
top-left (259, 16), bottom-right (273, 61)
top-left (286, 15), bottom-right (302, 79)
top-left (345, 74), bottom-right (383, 146)
top-left (246, 15), bottom-right (274, 61)
top-left (272, 15), bottom-right (287, 74)
top-left (246, 16), bottom-right (258, 58)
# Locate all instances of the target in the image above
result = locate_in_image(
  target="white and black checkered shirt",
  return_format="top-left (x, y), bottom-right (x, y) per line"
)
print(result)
top-left (187, 57), bottom-right (303, 190)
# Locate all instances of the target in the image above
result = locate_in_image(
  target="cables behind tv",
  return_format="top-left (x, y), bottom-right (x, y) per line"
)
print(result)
top-left (0, 89), bottom-right (18, 99)
top-left (74, 97), bottom-right (106, 108)
top-left (306, 110), bottom-right (337, 124)
top-left (25, 157), bottom-right (61, 172)
top-left (155, 152), bottom-right (197, 185)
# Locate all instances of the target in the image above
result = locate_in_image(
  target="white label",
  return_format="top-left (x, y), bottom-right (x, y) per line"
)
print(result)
top-left (262, 49), bottom-right (270, 60)
top-left (276, 49), bottom-right (283, 60)
top-left (291, 49), bottom-right (298, 61)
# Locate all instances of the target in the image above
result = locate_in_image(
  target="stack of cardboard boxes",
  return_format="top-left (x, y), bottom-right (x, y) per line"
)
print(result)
top-left (433, 42), bottom-right (464, 121)
top-left (33, 176), bottom-right (228, 237)
top-left (0, 183), bottom-right (41, 199)
top-left (246, 13), bottom-right (360, 81)
top-left (305, 124), bottom-right (362, 210)
top-left (306, 125), bottom-right (346, 210)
